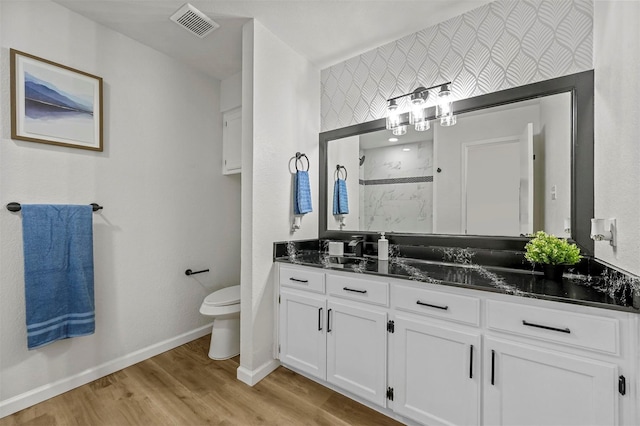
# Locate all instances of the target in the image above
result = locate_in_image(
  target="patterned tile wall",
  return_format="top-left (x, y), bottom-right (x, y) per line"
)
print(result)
top-left (321, 0), bottom-right (593, 132)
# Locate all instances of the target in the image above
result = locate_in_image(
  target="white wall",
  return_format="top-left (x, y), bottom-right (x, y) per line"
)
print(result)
top-left (0, 0), bottom-right (240, 415)
top-left (239, 20), bottom-right (319, 383)
top-left (220, 71), bottom-right (242, 112)
top-left (593, 1), bottom-right (640, 276)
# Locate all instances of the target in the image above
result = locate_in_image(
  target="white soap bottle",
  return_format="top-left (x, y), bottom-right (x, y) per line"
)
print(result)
top-left (378, 232), bottom-right (389, 261)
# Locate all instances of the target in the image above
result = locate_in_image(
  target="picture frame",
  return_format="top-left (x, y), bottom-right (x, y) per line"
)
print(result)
top-left (10, 49), bottom-right (103, 151)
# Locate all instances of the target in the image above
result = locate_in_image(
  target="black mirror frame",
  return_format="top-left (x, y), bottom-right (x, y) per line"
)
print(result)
top-left (319, 70), bottom-right (594, 255)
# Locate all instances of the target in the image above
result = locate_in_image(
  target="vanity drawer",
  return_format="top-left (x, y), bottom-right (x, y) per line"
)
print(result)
top-left (486, 300), bottom-right (619, 355)
top-left (280, 265), bottom-right (325, 294)
top-left (392, 284), bottom-right (480, 326)
top-left (327, 275), bottom-right (389, 307)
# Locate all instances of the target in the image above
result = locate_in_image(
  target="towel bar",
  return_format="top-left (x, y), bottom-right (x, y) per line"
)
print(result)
top-left (6, 202), bottom-right (103, 212)
top-left (185, 268), bottom-right (210, 276)
top-left (295, 152), bottom-right (309, 171)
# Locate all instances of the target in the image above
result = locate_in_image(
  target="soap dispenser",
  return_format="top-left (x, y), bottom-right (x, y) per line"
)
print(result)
top-left (378, 232), bottom-right (389, 261)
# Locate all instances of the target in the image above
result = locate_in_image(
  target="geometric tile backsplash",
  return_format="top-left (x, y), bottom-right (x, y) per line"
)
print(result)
top-left (321, 0), bottom-right (593, 132)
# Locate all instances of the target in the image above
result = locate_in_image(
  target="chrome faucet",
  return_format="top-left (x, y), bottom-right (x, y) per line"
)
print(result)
top-left (346, 235), bottom-right (364, 257)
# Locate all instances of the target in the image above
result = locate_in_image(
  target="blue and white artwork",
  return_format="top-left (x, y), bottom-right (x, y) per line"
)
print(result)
top-left (12, 50), bottom-right (102, 150)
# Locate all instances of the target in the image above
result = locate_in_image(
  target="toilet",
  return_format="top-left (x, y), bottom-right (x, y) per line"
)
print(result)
top-left (199, 285), bottom-right (241, 360)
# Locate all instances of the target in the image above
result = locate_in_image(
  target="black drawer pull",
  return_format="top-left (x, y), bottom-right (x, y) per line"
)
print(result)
top-left (318, 308), bottom-right (323, 331)
top-left (343, 287), bottom-right (367, 294)
top-left (289, 277), bottom-right (309, 284)
top-left (469, 345), bottom-right (474, 379)
top-left (327, 309), bottom-right (333, 332)
top-left (522, 320), bottom-right (570, 334)
top-left (491, 350), bottom-right (495, 385)
top-left (416, 300), bottom-right (449, 310)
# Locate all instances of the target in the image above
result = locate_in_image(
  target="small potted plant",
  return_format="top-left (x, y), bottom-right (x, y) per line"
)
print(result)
top-left (524, 231), bottom-right (582, 281)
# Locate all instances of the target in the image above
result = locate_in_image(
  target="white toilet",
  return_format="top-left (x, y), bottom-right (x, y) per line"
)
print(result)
top-left (199, 285), bottom-right (241, 360)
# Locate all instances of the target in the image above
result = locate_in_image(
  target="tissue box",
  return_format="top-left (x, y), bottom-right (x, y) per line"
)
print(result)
top-left (328, 241), bottom-right (344, 256)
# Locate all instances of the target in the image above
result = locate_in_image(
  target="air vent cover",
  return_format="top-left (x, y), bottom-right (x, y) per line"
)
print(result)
top-left (170, 3), bottom-right (219, 38)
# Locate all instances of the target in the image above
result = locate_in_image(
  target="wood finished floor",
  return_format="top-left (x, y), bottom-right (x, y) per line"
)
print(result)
top-left (1, 336), bottom-right (402, 426)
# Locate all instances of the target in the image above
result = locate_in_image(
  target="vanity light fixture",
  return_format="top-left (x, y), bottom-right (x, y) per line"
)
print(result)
top-left (386, 82), bottom-right (456, 133)
top-left (590, 218), bottom-right (616, 247)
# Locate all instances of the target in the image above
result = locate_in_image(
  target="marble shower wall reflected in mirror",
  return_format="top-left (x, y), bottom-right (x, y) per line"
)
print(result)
top-left (327, 92), bottom-right (572, 238)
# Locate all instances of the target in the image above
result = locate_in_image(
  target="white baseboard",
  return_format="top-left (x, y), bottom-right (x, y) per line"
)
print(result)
top-left (0, 324), bottom-right (212, 419)
top-left (236, 358), bottom-right (280, 386)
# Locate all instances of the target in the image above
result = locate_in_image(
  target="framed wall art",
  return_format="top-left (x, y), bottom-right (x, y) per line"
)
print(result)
top-left (10, 49), bottom-right (103, 151)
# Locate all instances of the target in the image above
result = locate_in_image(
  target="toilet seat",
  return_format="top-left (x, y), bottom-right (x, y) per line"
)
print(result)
top-left (200, 285), bottom-right (240, 316)
top-left (203, 285), bottom-right (240, 307)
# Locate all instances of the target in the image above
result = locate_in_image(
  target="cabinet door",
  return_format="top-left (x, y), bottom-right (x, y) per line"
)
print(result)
top-left (484, 337), bottom-right (618, 426)
top-left (326, 300), bottom-right (387, 406)
top-left (392, 315), bottom-right (480, 426)
top-left (222, 107), bottom-right (241, 174)
top-left (279, 289), bottom-right (326, 380)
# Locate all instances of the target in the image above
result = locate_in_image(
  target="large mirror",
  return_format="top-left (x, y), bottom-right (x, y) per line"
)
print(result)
top-left (319, 71), bottom-right (594, 255)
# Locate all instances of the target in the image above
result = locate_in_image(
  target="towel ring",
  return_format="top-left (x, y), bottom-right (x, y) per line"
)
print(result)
top-left (335, 165), bottom-right (347, 181)
top-left (295, 152), bottom-right (309, 172)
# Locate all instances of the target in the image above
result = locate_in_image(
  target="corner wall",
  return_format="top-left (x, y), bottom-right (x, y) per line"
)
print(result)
top-left (593, 1), bottom-right (640, 275)
top-left (0, 0), bottom-right (240, 415)
top-left (239, 20), bottom-right (320, 383)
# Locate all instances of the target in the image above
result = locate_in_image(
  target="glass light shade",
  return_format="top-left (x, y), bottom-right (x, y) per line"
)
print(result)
top-left (440, 115), bottom-right (457, 127)
top-left (386, 100), bottom-right (400, 130)
top-left (436, 86), bottom-right (453, 119)
top-left (437, 85), bottom-right (456, 126)
top-left (414, 120), bottom-right (430, 131)
top-left (392, 125), bottom-right (407, 136)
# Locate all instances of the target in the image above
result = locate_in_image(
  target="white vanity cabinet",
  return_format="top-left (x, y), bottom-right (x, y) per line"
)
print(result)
top-left (279, 289), bottom-right (327, 380)
top-left (326, 274), bottom-right (389, 406)
top-left (391, 284), bottom-right (482, 426)
top-left (483, 337), bottom-right (617, 426)
top-left (276, 263), bottom-right (638, 426)
top-left (483, 299), bottom-right (624, 426)
top-left (278, 265), bottom-right (389, 407)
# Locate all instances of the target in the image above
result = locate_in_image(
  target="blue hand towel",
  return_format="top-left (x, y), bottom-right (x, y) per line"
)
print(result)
top-left (333, 178), bottom-right (349, 215)
top-left (294, 170), bottom-right (313, 214)
top-left (21, 205), bottom-right (95, 349)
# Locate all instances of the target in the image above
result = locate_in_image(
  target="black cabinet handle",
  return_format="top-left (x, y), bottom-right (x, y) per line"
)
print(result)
top-left (343, 287), bottom-right (367, 294)
top-left (522, 320), bottom-right (570, 334)
top-left (327, 309), bottom-right (333, 332)
top-left (491, 350), bottom-right (495, 385)
top-left (289, 277), bottom-right (309, 284)
top-left (416, 300), bottom-right (449, 310)
top-left (469, 345), bottom-right (474, 379)
top-left (318, 308), bottom-right (323, 331)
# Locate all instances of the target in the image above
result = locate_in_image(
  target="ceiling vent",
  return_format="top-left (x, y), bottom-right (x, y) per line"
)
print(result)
top-left (170, 3), bottom-right (220, 38)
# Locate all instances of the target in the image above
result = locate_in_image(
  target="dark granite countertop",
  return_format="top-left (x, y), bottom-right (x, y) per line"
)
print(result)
top-left (274, 242), bottom-right (640, 313)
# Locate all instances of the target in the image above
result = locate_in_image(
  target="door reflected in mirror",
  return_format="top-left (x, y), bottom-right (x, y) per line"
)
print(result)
top-left (327, 92), bottom-right (571, 238)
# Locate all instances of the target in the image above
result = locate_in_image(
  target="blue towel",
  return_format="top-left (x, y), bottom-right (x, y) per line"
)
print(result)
top-left (333, 178), bottom-right (349, 215)
top-left (294, 170), bottom-right (313, 214)
top-left (21, 205), bottom-right (95, 349)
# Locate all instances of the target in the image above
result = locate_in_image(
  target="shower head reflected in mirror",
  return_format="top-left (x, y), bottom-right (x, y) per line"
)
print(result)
top-left (359, 155), bottom-right (366, 166)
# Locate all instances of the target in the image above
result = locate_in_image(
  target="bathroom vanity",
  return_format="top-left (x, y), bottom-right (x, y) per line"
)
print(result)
top-left (273, 69), bottom-right (638, 425)
top-left (274, 246), bottom-right (639, 426)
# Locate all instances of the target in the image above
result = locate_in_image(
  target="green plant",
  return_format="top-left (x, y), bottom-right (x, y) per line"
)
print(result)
top-left (524, 231), bottom-right (582, 265)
